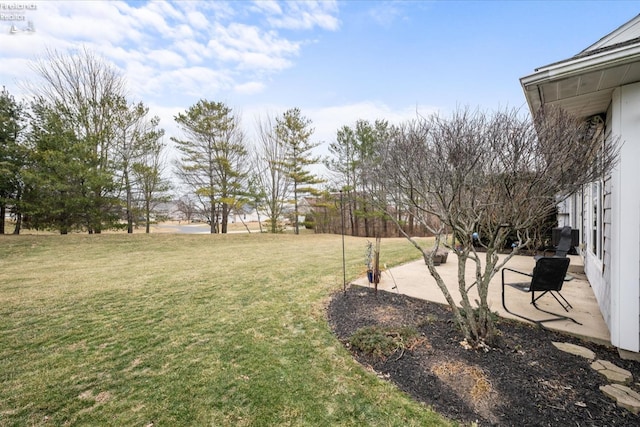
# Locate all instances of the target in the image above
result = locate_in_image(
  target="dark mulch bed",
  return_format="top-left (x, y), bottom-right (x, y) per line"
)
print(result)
top-left (328, 286), bottom-right (640, 426)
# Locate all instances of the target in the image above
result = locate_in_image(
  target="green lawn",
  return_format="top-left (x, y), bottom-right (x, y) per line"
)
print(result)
top-left (0, 233), bottom-right (449, 426)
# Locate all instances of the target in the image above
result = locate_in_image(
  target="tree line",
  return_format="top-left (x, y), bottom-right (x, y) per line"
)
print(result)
top-left (0, 47), bottom-right (423, 237)
top-left (0, 48), bottom-right (329, 235)
top-left (1, 49), bottom-right (171, 234)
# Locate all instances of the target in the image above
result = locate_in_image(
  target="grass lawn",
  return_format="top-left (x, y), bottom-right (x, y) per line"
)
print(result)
top-left (0, 232), bottom-right (450, 426)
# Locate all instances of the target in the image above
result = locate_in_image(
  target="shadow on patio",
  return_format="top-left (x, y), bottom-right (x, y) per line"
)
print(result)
top-left (352, 253), bottom-right (611, 346)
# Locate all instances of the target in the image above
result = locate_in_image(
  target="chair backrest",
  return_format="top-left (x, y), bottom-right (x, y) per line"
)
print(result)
top-left (554, 226), bottom-right (573, 258)
top-left (530, 257), bottom-right (570, 291)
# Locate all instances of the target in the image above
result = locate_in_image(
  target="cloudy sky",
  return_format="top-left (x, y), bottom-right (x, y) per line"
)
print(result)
top-left (1, 0), bottom-right (637, 167)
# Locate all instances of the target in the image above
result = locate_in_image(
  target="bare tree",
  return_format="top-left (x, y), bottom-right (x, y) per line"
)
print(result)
top-left (373, 106), bottom-right (619, 347)
top-left (112, 98), bottom-right (164, 233)
top-left (132, 137), bottom-right (171, 233)
top-left (253, 114), bottom-right (291, 233)
top-left (175, 194), bottom-right (198, 222)
top-left (29, 47), bottom-right (127, 232)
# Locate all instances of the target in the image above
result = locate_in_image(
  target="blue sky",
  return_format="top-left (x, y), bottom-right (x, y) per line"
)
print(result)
top-left (1, 1), bottom-right (638, 163)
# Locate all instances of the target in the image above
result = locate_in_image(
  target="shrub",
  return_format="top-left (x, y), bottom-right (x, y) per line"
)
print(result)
top-left (303, 214), bottom-right (315, 229)
top-left (349, 326), bottom-right (419, 359)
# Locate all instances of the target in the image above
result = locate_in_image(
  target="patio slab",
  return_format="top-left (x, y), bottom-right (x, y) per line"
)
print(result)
top-left (352, 253), bottom-right (611, 347)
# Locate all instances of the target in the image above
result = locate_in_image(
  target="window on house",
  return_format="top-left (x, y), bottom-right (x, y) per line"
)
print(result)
top-left (588, 115), bottom-right (607, 262)
top-left (590, 180), bottom-right (603, 260)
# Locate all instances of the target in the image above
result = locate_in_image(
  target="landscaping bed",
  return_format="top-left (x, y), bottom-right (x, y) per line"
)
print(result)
top-left (328, 286), bottom-right (640, 426)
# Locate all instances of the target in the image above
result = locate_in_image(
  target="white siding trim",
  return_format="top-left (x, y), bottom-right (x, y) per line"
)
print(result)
top-left (609, 85), bottom-right (640, 352)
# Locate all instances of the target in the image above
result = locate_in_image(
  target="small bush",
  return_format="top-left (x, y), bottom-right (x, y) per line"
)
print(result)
top-left (349, 326), bottom-right (419, 359)
top-left (303, 214), bottom-right (315, 229)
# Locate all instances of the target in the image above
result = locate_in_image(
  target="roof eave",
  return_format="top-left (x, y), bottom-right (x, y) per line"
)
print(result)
top-left (521, 43), bottom-right (640, 113)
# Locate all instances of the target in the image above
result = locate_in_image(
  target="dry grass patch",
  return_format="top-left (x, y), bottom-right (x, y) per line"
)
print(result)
top-left (431, 360), bottom-right (501, 423)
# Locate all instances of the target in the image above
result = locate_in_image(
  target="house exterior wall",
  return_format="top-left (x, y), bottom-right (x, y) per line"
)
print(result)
top-left (230, 210), bottom-right (261, 224)
top-left (603, 167), bottom-right (613, 329)
top-left (581, 112), bottom-right (612, 330)
top-left (584, 182), bottom-right (610, 326)
top-left (608, 83), bottom-right (640, 352)
top-left (602, 106), bottom-right (614, 334)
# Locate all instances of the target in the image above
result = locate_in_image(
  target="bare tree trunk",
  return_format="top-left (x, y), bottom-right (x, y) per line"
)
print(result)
top-left (145, 199), bottom-right (151, 234)
top-left (13, 211), bottom-right (21, 234)
top-left (293, 181), bottom-right (299, 235)
top-left (351, 194), bottom-right (358, 236)
top-left (125, 168), bottom-right (133, 234)
top-left (210, 200), bottom-right (216, 234)
top-left (364, 205), bottom-right (370, 237)
top-left (221, 202), bottom-right (228, 233)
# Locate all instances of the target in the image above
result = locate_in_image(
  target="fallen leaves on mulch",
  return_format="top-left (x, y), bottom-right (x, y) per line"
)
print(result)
top-left (328, 286), bottom-right (640, 426)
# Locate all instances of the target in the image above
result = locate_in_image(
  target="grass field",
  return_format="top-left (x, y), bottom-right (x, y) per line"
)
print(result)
top-left (0, 232), bottom-right (450, 426)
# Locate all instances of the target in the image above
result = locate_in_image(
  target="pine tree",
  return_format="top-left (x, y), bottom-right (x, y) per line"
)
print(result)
top-left (0, 87), bottom-right (25, 234)
top-left (275, 108), bottom-right (324, 235)
top-left (172, 100), bottom-right (249, 233)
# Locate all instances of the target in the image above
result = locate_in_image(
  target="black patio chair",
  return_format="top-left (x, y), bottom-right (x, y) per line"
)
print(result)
top-left (534, 225), bottom-right (574, 260)
top-left (501, 256), bottom-right (581, 325)
top-left (535, 226), bottom-right (576, 280)
top-left (546, 225), bottom-right (574, 258)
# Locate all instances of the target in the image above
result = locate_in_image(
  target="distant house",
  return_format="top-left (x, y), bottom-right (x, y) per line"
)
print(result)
top-left (153, 201), bottom-right (182, 221)
top-left (229, 205), bottom-right (261, 224)
top-left (521, 15), bottom-right (640, 357)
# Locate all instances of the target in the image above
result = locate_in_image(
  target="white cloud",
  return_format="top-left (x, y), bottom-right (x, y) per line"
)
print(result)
top-left (38, 1), bottom-right (139, 45)
top-left (143, 0), bottom-right (184, 22)
top-left (308, 101), bottom-right (439, 144)
top-left (367, 2), bottom-right (408, 28)
top-left (186, 10), bottom-right (209, 30)
top-left (146, 49), bottom-right (187, 68)
top-left (207, 23), bottom-right (300, 70)
top-left (265, 1), bottom-right (340, 31)
top-left (143, 66), bottom-right (234, 99)
top-left (123, 3), bottom-right (174, 38)
top-left (1, 1), bottom-right (341, 105)
top-left (250, 0), bottom-right (282, 16)
top-left (234, 81), bottom-right (265, 95)
top-left (170, 38), bottom-right (209, 63)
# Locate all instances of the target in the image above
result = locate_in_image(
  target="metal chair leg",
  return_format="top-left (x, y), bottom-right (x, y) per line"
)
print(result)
top-left (531, 291), bottom-right (581, 325)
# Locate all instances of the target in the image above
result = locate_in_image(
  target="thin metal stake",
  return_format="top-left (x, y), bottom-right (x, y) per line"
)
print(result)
top-left (384, 263), bottom-right (399, 293)
top-left (340, 190), bottom-right (346, 295)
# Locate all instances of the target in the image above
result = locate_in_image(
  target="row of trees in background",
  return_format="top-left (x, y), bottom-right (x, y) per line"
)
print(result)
top-left (324, 119), bottom-right (437, 238)
top-left (0, 49), bottom-right (170, 234)
top-left (0, 48), bottom-right (329, 235)
top-left (172, 103), bottom-right (324, 235)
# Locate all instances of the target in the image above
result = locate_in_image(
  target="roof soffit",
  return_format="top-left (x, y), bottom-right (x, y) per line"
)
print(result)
top-left (521, 15), bottom-right (640, 119)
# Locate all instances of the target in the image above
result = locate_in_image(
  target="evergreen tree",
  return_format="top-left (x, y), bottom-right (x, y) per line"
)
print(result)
top-left (172, 100), bottom-right (249, 233)
top-left (0, 87), bottom-right (26, 234)
top-left (30, 48), bottom-right (126, 232)
top-left (22, 100), bottom-right (107, 234)
top-left (275, 108), bottom-right (324, 235)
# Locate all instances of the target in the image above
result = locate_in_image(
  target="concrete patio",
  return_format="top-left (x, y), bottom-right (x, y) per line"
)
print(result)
top-left (352, 252), bottom-right (611, 347)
